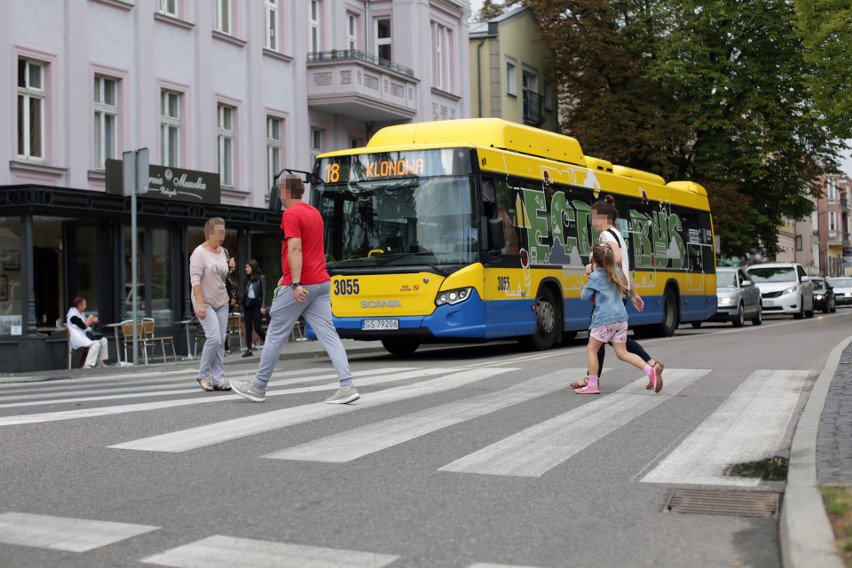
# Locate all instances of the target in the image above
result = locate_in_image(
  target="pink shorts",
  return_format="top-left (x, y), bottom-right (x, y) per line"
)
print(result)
top-left (590, 321), bottom-right (629, 344)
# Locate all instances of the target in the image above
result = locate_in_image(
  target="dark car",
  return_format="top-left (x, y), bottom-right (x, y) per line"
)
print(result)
top-left (811, 278), bottom-right (837, 313)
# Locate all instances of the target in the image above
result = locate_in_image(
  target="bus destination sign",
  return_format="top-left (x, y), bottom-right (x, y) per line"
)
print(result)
top-left (318, 148), bottom-right (471, 184)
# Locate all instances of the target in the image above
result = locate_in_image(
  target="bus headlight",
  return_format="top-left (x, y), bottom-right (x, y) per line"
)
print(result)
top-left (435, 287), bottom-right (473, 306)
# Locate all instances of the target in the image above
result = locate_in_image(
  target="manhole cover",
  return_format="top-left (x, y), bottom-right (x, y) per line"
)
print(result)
top-left (664, 489), bottom-right (781, 518)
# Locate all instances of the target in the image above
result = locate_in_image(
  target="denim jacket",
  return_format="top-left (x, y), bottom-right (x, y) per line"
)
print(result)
top-left (581, 268), bottom-right (628, 329)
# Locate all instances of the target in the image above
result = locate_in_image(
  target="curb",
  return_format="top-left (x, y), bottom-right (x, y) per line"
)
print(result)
top-left (780, 333), bottom-right (852, 568)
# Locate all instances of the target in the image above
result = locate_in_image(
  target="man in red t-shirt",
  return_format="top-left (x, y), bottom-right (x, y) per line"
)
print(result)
top-left (231, 175), bottom-right (358, 404)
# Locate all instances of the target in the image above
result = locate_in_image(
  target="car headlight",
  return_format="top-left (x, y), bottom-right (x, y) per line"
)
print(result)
top-left (718, 296), bottom-right (735, 306)
top-left (815, 294), bottom-right (823, 301)
top-left (783, 286), bottom-right (798, 295)
top-left (435, 287), bottom-right (473, 306)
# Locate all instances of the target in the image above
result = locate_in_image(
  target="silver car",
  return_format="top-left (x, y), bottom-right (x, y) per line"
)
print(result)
top-left (827, 276), bottom-right (852, 306)
top-left (706, 267), bottom-right (762, 326)
top-left (746, 263), bottom-right (814, 319)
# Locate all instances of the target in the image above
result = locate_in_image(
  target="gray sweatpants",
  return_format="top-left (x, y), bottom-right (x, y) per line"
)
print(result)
top-left (198, 303), bottom-right (229, 387)
top-left (253, 281), bottom-right (352, 390)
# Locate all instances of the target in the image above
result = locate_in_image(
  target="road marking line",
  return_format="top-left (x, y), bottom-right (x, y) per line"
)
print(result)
top-left (641, 369), bottom-right (810, 487)
top-left (111, 367), bottom-right (513, 453)
top-left (0, 367), bottom-right (416, 408)
top-left (0, 368), bottom-right (442, 427)
top-left (141, 535), bottom-right (398, 568)
top-left (439, 369), bottom-right (709, 477)
top-left (468, 564), bottom-right (547, 568)
top-left (265, 369), bottom-right (584, 463)
top-left (0, 512), bottom-right (158, 552)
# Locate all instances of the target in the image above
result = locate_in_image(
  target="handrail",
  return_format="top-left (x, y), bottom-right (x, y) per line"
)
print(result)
top-left (307, 49), bottom-right (415, 78)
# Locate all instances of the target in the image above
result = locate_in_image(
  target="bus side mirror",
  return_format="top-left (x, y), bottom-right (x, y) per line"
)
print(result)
top-left (481, 216), bottom-right (505, 252)
top-left (269, 182), bottom-right (282, 212)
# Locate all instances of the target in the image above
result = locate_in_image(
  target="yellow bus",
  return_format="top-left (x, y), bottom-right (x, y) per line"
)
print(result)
top-left (310, 118), bottom-right (716, 355)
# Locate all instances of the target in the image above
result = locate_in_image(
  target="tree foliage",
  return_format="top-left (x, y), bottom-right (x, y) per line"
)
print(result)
top-left (506, 0), bottom-right (845, 257)
top-left (476, 0), bottom-right (508, 21)
top-left (794, 0), bottom-right (852, 139)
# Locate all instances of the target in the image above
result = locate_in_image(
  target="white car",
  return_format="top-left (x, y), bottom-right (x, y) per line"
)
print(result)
top-left (746, 263), bottom-right (814, 319)
top-left (827, 277), bottom-right (852, 306)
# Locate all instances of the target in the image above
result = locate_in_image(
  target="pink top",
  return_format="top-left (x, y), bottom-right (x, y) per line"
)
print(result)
top-left (189, 244), bottom-right (229, 309)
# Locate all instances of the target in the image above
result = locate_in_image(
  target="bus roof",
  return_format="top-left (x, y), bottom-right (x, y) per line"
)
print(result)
top-left (316, 118), bottom-right (707, 199)
top-left (366, 118), bottom-right (587, 167)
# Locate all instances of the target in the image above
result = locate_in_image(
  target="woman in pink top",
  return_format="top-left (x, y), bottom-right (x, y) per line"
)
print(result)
top-left (189, 217), bottom-right (232, 391)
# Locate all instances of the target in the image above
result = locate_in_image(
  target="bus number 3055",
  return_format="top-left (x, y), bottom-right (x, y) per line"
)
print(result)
top-left (334, 278), bottom-right (360, 295)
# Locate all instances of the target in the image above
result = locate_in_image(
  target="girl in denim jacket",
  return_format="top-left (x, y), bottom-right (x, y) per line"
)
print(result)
top-left (575, 242), bottom-right (662, 394)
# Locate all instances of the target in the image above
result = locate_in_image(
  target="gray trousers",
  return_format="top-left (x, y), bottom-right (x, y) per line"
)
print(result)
top-left (198, 303), bottom-right (228, 386)
top-left (254, 281), bottom-right (352, 390)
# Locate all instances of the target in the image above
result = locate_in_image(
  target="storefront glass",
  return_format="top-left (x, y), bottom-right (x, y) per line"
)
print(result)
top-left (33, 216), bottom-right (66, 327)
top-left (72, 225), bottom-right (100, 316)
top-left (0, 217), bottom-right (22, 336)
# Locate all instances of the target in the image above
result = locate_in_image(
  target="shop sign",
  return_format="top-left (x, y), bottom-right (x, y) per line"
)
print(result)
top-left (106, 160), bottom-right (220, 204)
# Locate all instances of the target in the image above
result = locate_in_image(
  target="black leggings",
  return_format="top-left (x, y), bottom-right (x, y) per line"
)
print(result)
top-left (595, 337), bottom-right (652, 378)
top-left (243, 303), bottom-right (266, 348)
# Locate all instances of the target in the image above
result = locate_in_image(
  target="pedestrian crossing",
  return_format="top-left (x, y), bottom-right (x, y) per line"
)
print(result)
top-left (0, 511), bottom-right (544, 567)
top-left (0, 364), bottom-right (812, 488)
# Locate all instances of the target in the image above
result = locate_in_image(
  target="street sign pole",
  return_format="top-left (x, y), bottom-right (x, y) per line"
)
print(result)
top-left (123, 149), bottom-right (149, 365)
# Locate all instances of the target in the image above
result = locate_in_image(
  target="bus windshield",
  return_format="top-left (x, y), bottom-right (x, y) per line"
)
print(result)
top-left (315, 176), bottom-right (478, 270)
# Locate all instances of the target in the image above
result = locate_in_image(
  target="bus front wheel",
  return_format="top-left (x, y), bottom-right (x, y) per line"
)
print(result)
top-left (521, 287), bottom-right (559, 351)
top-left (381, 338), bottom-right (420, 356)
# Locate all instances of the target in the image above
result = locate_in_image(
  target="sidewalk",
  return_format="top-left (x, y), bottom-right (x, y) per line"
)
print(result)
top-left (0, 338), bottom-right (387, 384)
top-left (782, 334), bottom-right (852, 568)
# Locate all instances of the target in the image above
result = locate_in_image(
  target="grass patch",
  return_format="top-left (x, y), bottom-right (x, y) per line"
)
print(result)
top-left (723, 456), bottom-right (788, 481)
top-left (820, 485), bottom-right (852, 567)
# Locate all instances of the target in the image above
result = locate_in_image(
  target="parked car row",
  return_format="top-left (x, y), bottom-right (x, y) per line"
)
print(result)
top-left (697, 262), bottom-right (849, 328)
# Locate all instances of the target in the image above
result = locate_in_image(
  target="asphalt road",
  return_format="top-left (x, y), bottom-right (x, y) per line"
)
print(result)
top-left (1, 309), bottom-right (851, 568)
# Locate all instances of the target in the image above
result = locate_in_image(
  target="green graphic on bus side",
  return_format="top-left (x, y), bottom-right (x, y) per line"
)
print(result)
top-left (516, 186), bottom-right (688, 270)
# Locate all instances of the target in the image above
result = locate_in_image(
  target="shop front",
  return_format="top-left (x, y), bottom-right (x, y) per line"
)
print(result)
top-left (0, 179), bottom-right (281, 373)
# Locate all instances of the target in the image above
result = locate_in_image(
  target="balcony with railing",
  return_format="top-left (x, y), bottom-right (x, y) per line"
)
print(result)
top-left (522, 89), bottom-right (545, 126)
top-left (306, 49), bottom-right (419, 122)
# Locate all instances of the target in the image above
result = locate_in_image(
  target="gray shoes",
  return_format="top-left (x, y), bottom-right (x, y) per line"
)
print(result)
top-left (325, 387), bottom-right (360, 404)
top-left (230, 379), bottom-right (360, 405)
top-left (229, 378), bottom-right (266, 402)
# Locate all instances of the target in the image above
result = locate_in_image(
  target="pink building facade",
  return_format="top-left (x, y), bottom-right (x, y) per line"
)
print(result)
top-left (0, 0), bottom-right (471, 371)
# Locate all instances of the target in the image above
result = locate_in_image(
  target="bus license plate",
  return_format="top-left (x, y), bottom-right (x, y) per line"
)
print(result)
top-left (362, 319), bottom-right (399, 331)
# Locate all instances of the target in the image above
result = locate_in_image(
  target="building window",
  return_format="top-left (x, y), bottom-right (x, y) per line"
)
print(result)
top-left (350, 137), bottom-right (361, 149)
top-left (93, 76), bottom-right (117, 171)
top-left (796, 235), bottom-right (803, 251)
top-left (160, 89), bottom-right (180, 167)
top-left (17, 58), bottom-right (45, 160)
top-left (347, 12), bottom-right (357, 51)
top-left (432, 23), bottom-right (452, 91)
top-left (264, 0), bottom-right (278, 50)
top-left (217, 104), bottom-right (235, 187)
top-left (829, 211), bottom-right (837, 233)
top-left (309, 0), bottom-right (320, 53)
top-left (267, 116), bottom-right (282, 188)
top-left (376, 18), bottom-right (391, 62)
top-left (159, 0), bottom-right (177, 16)
top-left (506, 57), bottom-right (517, 96)
top-left (311, 128), bottom-right (322, 159)
top-left (827, 177), bottom-right (837, 201)
top-left (216, 0), bottom-right (231, 34)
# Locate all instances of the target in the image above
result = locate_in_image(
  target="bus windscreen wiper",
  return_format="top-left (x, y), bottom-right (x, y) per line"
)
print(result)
top-left (374, 252), bottom-right (448, 275)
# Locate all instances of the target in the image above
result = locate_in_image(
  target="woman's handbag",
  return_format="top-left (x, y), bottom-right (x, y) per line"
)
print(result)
top-left (223, 248), bottom-right (242, 306)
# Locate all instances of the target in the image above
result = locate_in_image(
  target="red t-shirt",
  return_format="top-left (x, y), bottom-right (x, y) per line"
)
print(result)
top-left (280, 201), bottom-right (330, 285)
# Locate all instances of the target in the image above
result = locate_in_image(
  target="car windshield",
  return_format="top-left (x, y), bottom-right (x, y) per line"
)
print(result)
top-left (315, 176), bottom-right (478, 270)
top-left (716, 271), bottom-right (737, 287)
top-left (811, 278), bottom-right (825, 291)
top-left (827, 277), bottom-right (852, 287)
top-left (747, 267), bottom-right (796, 283)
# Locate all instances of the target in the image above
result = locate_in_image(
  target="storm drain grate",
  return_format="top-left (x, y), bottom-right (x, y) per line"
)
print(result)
top-left (664, 489), bottom-right (781, 518)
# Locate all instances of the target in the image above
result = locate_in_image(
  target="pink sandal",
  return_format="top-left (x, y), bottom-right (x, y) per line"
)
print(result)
top-left (646, 361), bottom-right (664, 393)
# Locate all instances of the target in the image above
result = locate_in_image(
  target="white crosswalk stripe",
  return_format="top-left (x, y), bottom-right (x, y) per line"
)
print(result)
top-left (111, 367), bottom-right (514, 453)
top-left (0, 367), bottom-right (416, 409)
top-left (141, 535), bottom-right (399, 568)
top-left (264, 369), bottom-right (585, 464)
top-left (0, 512), bottom-right (158, 552)
top-left (439, 369), bottom-right (710, 478)
top-left (641, 369), bottom-right (810, 487)
top-left (0, 368), bottom-right (442, 427)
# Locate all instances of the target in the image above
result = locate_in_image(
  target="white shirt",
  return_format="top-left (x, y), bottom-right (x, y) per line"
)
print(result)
top-left (66, 307), bottom-right (96, 349)
top-left (599, 226), bottom-right (632, 291)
